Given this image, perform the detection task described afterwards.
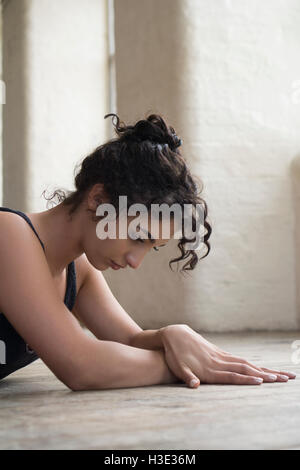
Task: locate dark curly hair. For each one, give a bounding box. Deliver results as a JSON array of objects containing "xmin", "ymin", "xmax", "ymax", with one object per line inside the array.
[{"xmin": 43, "ymin": 113, "xmax": 212, "ymax": 274}]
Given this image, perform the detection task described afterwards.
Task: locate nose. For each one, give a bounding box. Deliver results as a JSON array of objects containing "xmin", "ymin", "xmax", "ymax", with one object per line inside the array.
[{"xmin": 126, "ymin": 251, "xmax": 146, "ymax": 269}]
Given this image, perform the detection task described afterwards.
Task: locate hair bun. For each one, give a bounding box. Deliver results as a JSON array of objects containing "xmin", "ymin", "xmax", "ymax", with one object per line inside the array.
[
  {"xmin": 104, "ymin": 113, "xmax": 183, "ymax": 151},
  {"xmin": 167, "ymin": 127, "xmax": 183, "ymax": 150}
]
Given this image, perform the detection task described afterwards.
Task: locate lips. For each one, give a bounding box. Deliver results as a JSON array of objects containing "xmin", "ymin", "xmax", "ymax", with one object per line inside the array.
[{"xmin": 110, "ymin": 260, "xmax": 123, "ymax": 270}]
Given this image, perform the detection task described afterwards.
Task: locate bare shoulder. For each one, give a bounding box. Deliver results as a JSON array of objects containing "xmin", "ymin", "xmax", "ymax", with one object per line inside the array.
[
  {"xmin": 0, "ymin": 210, "xmax": 93, "ymax": 389},
  {"xmin": 0, "ymin": 211, "xmax": 89, "ymax": 293},
  {"xmin": 0, "ymin": 210, "xmax": 45, "ymax": 255},
  {"xmin": 0, "ymin": 209, "xmax": 32, "ymax": 231}
]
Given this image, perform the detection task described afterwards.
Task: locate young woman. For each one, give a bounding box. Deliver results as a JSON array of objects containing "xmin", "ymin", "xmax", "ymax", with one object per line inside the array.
[{"xmin": 0, "ymin": 113, "xmax": 295, "ymax": 390}]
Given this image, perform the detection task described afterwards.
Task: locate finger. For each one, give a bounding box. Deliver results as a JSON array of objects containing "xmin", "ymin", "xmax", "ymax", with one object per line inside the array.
[
  {"xmin": 209, "ymin": 370, "xmax": 263, "ymax": 385},
  {"xmin": 220, "ymin": 354, "xmax": 274, "ymax": 375},
  {"xmin": 220, "ymin": 354, "xmax": 262, "ymax": 368},
  {"xmin": 180, "ymin": 364, "xmax": 200, "ymax": 389},
  {"xmin": 220, "ymin": 355, "xmax": 296, "ymax": 381},
  {"xmin": 218, "ymin": 361, "xmax": 281, "ymax": 382},
  {"xmin": 260, "ymin": 367, "xmax": 296, "ymax": 380}
]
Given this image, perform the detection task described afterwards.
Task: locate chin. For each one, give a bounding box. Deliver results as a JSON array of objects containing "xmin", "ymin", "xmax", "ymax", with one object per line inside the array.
[{"xmin": 98, "ymin": 261, "xmax": 109, "ymax": 270}]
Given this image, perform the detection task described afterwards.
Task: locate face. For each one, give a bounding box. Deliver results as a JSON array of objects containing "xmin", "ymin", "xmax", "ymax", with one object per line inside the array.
[{"xmin": 82, "ymin": 184, "xmax": 175, "ymax": 271}]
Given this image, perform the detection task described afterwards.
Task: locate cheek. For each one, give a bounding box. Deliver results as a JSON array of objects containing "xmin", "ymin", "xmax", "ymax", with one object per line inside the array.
[
  {"xmin": 83, "ymin": 242, "xmax": 103, "ymax": 269},
  {"xmin": 82, "ymin": 232, "xmax": 106, "ymax": 265},
  {"xmin": 92, "ymin": 239, "xmax": 123, "ymax": 264},
  {"xmin": 84, "ymin": 225, "xmax": 129, "ymax": 263}
]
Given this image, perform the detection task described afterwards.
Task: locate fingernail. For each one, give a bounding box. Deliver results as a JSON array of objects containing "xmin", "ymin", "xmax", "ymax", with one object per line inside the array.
[
  {"xmin": 279, "ymin": 375, "xmax": 289, "ymax": 381},
  {"xmin": 190, "ymin": 378, "xmax": 198, "ymax": 388},
  {"xmin": 289, "ymin": 372, "xmax": 297, "ymax": 378},
  {"xmin": 266, "ymin": 374, "xmax": 277, "ymax": 381},
  {"xmin": 253, "ymin": 377, "xmax": 263, "ymax": 384}
]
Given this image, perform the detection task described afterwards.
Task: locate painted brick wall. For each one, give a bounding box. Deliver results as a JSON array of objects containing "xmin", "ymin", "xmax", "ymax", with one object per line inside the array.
[{"xmin": 110, "ymin": 0, "xmax": 300, "ymax": 331}]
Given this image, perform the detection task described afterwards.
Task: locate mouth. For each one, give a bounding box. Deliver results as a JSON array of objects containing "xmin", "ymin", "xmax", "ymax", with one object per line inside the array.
[{"xmin": 110, "ymin": 260, "xmax": 125, "ymax": 270}]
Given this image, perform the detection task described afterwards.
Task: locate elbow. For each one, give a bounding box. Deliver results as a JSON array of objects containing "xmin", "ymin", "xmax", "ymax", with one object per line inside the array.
[
  {"xmin": 63, "ymin": 364, "xmax": 107, "ymax": 392},
  {"xmin": 66, "ymin": 376, "xmax": 87, "ymax": 392},
  {"xmin": 60, "ymin": 365, "xmax": 94, "ymax": 392},
  {"xmin": 65, "ymin": 370, "xmax": 93, "ymax": 392}
]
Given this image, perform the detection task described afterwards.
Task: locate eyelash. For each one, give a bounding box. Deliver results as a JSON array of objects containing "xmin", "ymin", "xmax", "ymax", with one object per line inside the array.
[{"xmin": 137, "ymin": 238, "xmax": 160, "ymax": 252}]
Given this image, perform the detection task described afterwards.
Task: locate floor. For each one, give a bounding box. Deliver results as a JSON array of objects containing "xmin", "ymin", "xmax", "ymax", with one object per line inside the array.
[{"xmin": 0, "ymin": 331, "xmax": 300, "ymax": 450}]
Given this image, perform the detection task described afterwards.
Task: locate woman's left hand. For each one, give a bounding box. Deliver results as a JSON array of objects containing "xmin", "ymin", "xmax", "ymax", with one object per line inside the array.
[{"xmin": 160, "ymin": 324, "xmax": 296, "ymax": 388}]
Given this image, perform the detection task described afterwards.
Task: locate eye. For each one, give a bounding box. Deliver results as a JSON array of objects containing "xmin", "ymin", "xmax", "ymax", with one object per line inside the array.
[{"xmin": 136, "ymin": 238, "xmax": 159, "ymax": 252}]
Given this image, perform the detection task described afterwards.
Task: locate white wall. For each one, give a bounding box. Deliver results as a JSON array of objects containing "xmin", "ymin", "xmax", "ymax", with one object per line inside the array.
[
  {"xmin": 2, "ymin": 0, "xmax": 109, "ymax": 211},
  {"xmin": 2, "ymin": 0, "xmax": 300, "ymax": 332},
  {"xmin": 110, "ymin": 0, "xmax": 300, "ymax": 331}
]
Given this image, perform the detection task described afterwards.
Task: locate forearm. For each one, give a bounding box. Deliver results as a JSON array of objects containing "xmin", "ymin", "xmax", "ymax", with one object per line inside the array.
[
  {"xmin": 73, "ymin": 335, "xmax": 179, "ymax": 391},
  {"xmin": 129, "ymin": 328, "xmax": 166, "ymax": 350}
]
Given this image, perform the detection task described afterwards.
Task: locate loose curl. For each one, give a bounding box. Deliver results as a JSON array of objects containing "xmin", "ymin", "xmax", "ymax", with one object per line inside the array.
[{"xmin": 43, "ymin": 113, "xmax": 212, "ymax": 274}]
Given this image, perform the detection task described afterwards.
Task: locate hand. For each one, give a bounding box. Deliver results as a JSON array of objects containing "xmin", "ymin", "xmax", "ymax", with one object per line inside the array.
[{"xmin": 160, "ymin": 324, "xmax": 297, "ymax": 388}]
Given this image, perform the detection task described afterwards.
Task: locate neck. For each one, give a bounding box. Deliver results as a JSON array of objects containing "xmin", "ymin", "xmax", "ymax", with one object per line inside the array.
[{"xmin": 25, "ymin": 203, "xmax": 85, "ymax": 277}]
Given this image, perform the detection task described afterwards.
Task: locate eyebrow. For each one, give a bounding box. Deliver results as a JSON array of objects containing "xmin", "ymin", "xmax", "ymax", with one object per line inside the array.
[{"xmin": 139, "ymin": 227, "xmax": 166, "ymax": 247}]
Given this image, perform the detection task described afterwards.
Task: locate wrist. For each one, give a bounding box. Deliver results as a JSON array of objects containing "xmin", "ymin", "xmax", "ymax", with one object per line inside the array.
[
  {"xmin": 159, "ymin": 324, "xmax": 183, "ymax": 348},
  {"xmin": 130, "ymin": 328, "xmax": 165, "ymax": 350},
  {"xmin": 157, "ymin": 349, "xmax": 181, "ymax": 385}
]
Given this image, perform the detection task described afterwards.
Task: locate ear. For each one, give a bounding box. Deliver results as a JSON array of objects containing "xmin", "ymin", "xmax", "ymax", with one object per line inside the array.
[{"xmin": 87, "ymin": 183, "xmax": 108, "ymax": 211}]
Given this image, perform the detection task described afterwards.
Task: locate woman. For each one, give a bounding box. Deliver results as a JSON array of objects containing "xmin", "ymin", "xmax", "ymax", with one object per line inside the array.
[{"xmin": 0, "ymin": 113, "xmax": 295, "ymax": 390}]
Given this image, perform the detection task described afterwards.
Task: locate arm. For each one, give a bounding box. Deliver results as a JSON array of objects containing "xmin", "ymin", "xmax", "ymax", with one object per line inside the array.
[
  {"xmin": 72, "ymin": 338, "xmax": 178, "ymax": 390},
  {"xmin": 129, "ymin": 329, "xmax": 165, "ymax": 350},
  {"xmin": 71, "ymin": 256, "xmax": 166, "ymax": 350},
  {"xmin": 0, "ymin": 215, "xmax": 177, "ymax": 390},
  {"xmin": 72, "ymin": 256, "xmax": 169, "ymax": 351}
]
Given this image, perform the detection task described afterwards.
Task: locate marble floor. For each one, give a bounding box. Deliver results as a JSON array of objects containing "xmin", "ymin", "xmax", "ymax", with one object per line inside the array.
[{"xmin": 0, "ymin": 331, "xmax": 299, "ymax": 450}]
